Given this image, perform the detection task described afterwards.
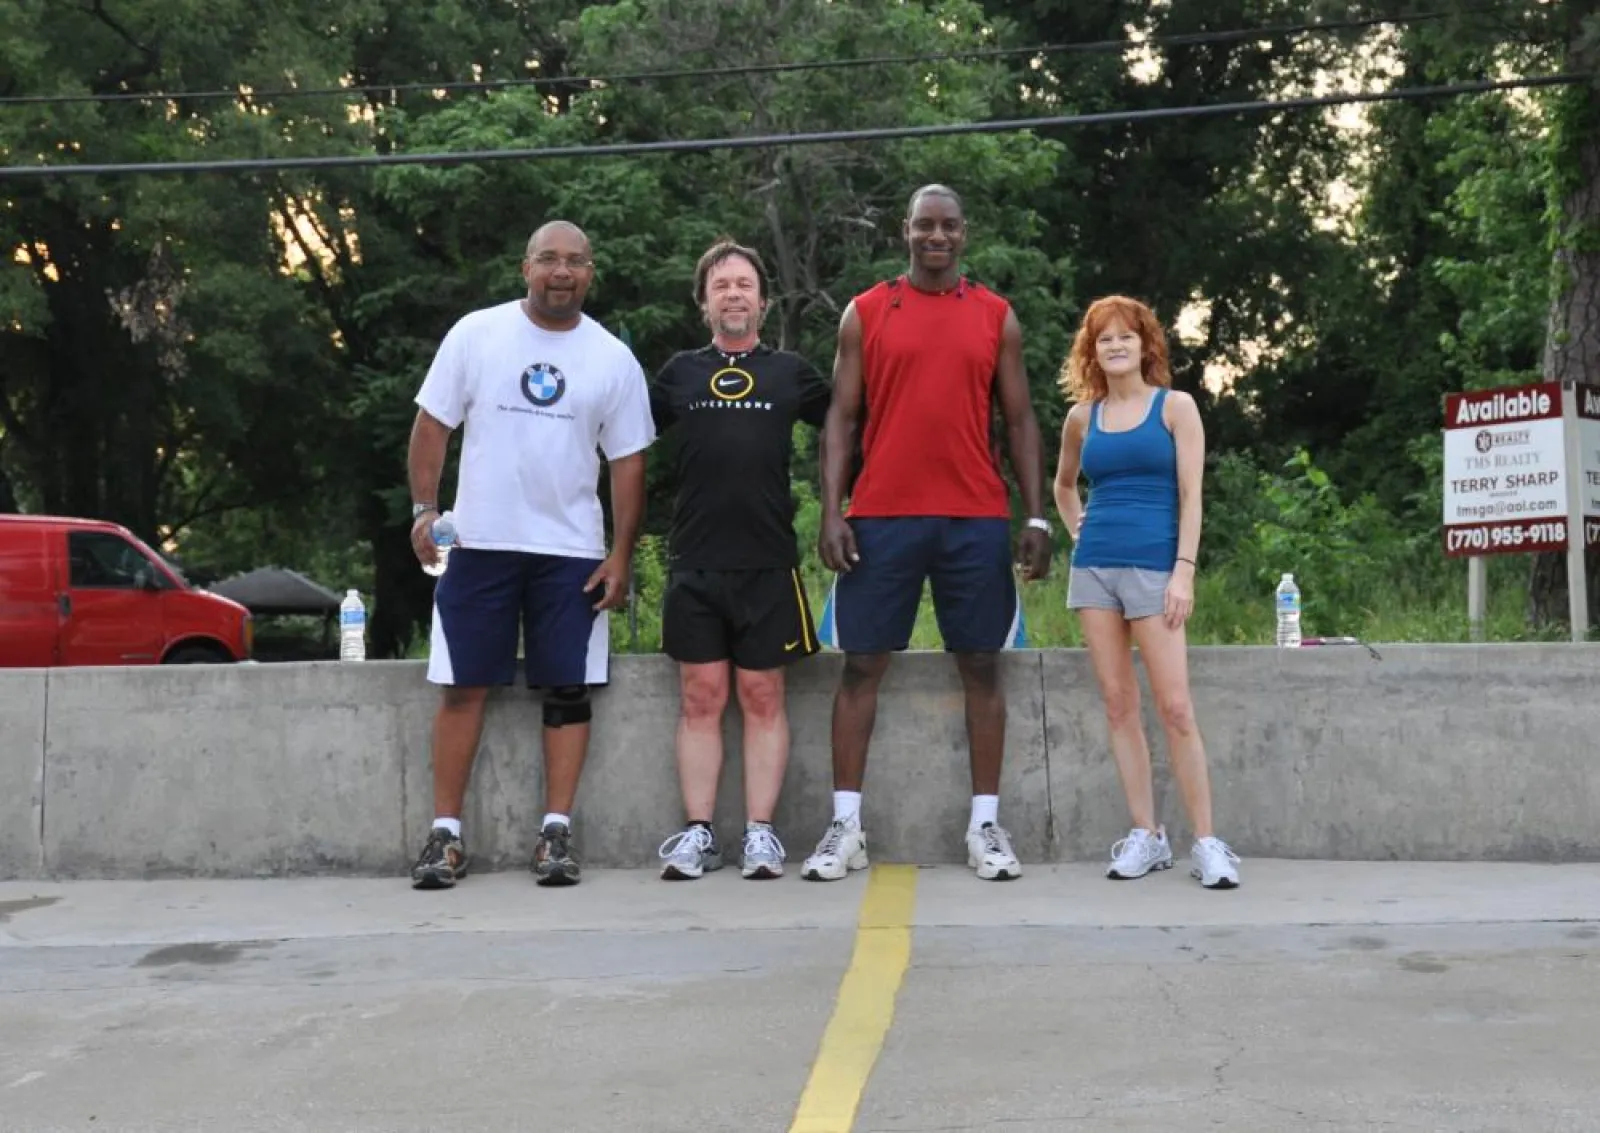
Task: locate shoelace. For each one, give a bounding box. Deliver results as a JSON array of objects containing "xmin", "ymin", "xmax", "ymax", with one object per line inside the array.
[
  {"xmin": 1111, "ymin": 829, "xmax": 1157, "ymax": 862},
  {"xmin": 658, "ymin": 826, "xmax": 716, "ymax": 860},
  {"xmin": 1113, "ymin": 825, "xmax": 1164, "ymax": 864},
  {"xmin": 543, "ymin": 826, "xmax": 571, "ymax": 859},
  {"xmin": 744, "ymin": 827, "xmax": 786, "ymax": 861},
  {"xmin": 1195, "ymin": 837, "xmax": 1240, "ymax": 865},
  {"xmin": 977, "ymin": 825, "xmax": 1011, "ymax": 856},
  {"xmin": 814, "ymin": 821, "xmax": 852, "ymax": 857},
  {"xmin": 416, "ymin": 832, "xmax": 454, "ymax": 870}
]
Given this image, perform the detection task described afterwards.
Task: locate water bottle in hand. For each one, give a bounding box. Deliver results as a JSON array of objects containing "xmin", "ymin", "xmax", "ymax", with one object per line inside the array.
[
  {"xmin": 340, "ymin": 588, "xmax": 367, "ymax": 661},
  {"xmin": 424, "ymin": 511, "xmax": 457, "ymax": 578},
  {"xmin": 1275, "ymin": 573, "xmax": 1302, "ymax": 649}
]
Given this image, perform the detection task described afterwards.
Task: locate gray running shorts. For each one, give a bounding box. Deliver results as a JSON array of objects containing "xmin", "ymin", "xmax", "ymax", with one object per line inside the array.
[{"xmin": 1066, "ymin": 566, "xmax": 1171, "ymax": 620}]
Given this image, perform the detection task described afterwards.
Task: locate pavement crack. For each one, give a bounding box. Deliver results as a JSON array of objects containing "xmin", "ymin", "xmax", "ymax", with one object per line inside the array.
[
  {"xmin": 1145, "ymin": 962, "xmax": 1188, "ymax": 1027},
  {"xmin": 1233, "ymin": 1091, "xmax": 1405, "ymax": 1129},
  {"xmin": 1210, "ymin": 1040, "xmax": 1244, "ymax": 1095},
  {"xmin": 1037, "ymin": 651, "xmax": 1056, "ymax": 850}
]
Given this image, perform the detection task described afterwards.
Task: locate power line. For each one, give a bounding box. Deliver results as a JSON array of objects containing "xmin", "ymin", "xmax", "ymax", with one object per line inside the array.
[
  {"xmin": 0, "ymin": 7, "xmax": 1513, "ymax": 108},
  {"xmin": 0, "ymin": 73, "xmax": 1576, "ymax": 181}
]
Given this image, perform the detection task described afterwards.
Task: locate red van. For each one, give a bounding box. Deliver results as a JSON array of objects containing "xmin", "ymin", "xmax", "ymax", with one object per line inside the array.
[{"xmin": 0, "ymin": 515, "xmax": 252, "ymax": 667}]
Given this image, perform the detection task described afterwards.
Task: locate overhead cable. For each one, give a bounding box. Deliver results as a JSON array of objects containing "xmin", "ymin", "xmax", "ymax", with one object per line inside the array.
[
  {"xmin": 0, "ymin": 7, "xmax": 1515, "ymax": 108},
  {"xmin": 0, "ymin": 72, "xmax": 1576, "ymax": 181}
]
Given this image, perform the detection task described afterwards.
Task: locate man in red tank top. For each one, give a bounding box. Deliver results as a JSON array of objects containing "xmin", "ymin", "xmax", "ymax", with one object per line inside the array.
[{"xmin": 805, "ymin": 185, "xmax": 1053, "ymax": 883}]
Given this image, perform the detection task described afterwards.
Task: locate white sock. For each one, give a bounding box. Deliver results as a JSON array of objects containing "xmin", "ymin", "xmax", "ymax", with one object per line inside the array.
[
  {"xmin": 832, "ymin": 791, "xmax": 862, "ymax": 825},
  {"xmin": 432, "ymin": 816, "xmax": 461, "ymax": 838},
  {"xmin": 542, "ymin": 812, "xmax": 570, "ymax": 830},
  {"xmin": 969, "ymin": 795, "xmax": 999, "ymax": 831}
]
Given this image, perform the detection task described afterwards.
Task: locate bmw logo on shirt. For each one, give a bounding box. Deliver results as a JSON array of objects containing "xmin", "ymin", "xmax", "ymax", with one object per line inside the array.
[{"xmin": 521, "ymin": 362, "xmax": 567, "ymax": 408}]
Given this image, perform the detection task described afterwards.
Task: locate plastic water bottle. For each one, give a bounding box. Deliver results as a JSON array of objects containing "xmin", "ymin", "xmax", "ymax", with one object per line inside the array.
[
  {"xmin": 423, "ymin": 511, "xmax": 456, "ymax": 578},
  {"xmin": 1275, "ymin": 573, "xmax": 1302, "ymax": 649},
  {"xmin": 340, "ymin": 588, "xmax": 367, "ymax": 661}
]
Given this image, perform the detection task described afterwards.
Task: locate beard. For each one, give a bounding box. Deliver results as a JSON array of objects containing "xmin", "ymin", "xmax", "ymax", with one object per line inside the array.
[{"xmin": 712, "ymin": 310, "xmax": 759, "ymax": 338}]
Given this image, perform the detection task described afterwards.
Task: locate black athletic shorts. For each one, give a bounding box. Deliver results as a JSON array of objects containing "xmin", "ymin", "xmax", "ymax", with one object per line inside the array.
[{"xmin": 661, "ymin": 567, "xmax": 820, "ymax": 670}]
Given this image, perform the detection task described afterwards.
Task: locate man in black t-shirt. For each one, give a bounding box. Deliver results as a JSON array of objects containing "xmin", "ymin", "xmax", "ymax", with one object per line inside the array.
[{"xmin": 649, "ymin": 238, "xmax": 831, "ymax": 882}]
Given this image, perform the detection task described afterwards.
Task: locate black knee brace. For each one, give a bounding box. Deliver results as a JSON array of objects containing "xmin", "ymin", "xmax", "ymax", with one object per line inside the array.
[{"xmin": 543, "ymin": 684, "xmax": 592, "ymax": 727}]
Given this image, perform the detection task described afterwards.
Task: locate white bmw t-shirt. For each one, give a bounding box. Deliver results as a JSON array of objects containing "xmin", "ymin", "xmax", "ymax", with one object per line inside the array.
[{"xmin": 415, "ymin": 301, "xmax": 656, "ymax": 559}]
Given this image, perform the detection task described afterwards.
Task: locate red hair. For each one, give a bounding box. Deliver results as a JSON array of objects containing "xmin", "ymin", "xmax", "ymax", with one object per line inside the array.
[{"xmin": 1059, "ymin": 295, "xmax": 1172, "ymax": 403}]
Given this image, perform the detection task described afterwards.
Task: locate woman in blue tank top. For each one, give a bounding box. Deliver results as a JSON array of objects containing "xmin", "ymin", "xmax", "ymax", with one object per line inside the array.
[{"xmin": 1051, "ymin": 296, "xmax": 1241, "ymax": 890}]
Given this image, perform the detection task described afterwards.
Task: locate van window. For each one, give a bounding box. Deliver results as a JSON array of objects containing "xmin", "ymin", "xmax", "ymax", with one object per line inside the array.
[{"xmin": 68, "ymin": 531, "xmax": 157, "ymax": 589}]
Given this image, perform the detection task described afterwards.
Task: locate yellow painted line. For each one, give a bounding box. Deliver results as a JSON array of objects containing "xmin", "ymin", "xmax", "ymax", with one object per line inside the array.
[{"xmin": 790, "ymin": 865, "xmax": 918, "ymax": 1133}]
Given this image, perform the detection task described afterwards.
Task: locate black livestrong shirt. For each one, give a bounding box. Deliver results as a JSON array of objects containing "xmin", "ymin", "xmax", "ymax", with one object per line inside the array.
[{"xmin": 650, "ymin": 345, "xmax": 831, "ymax": 570}]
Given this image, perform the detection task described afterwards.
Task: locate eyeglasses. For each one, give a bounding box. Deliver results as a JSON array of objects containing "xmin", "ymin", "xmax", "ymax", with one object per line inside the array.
[{"xmin": 529, "ymin": 252, "xmax": 594, "ymax": 270}]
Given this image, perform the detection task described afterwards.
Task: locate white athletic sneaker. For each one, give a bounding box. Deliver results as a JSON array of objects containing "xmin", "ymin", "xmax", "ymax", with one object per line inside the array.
[
  {"xmin": 966, "ymin": 822, "xmax": 1022, "ymax": 881},
  {"xmin": 1106, "ymin": 826, "xmax": 1174, "ymax": 880},
  {"xmin": 658, "ymin": 824, "xmax": 722, "ymax": 881},
  {"xmin": 801, "ymin": 819, "xmax": 869, "ymax": 882},
  {"xmin": 1190, "ymin": 836, "xmax": 1241, "ymax": 889},
  {"xmin": 741, "ymin": 825, "xmax": 786, "ymax": 880}
]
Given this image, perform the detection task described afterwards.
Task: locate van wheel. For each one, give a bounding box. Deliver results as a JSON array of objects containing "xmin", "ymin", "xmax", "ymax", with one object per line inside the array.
[{"xmin": 164, "ymin": 646, "xmax": 229, "ymax": 665}]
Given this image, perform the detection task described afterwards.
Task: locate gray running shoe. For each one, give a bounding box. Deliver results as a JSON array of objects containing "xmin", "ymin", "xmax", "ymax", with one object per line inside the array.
[
  {"xmin": 740, "ymin": 824, "xmax": 786, "ymax": 880},
  {"xmin": 658, "ymin": 824, "xmax": 723, "ymax": 880}
]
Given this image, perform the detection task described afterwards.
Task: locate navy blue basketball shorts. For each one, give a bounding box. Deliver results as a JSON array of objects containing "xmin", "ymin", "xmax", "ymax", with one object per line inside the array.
[
  {"xmin": 818, "ymin": 517, "xmax": 1026, "ymax": 654},
  {"xmin": 427, "ymin": 548, "xmax": 608, "ymax": 688}
]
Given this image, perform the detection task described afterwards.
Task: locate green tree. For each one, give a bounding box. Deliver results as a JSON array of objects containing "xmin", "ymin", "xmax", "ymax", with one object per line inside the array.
[
  {"xmin": 1529, "ymin": 1, "xmax": 1600, "ymax": 630},
  {"xmin": 1, "ymin": 0, "xmax": 595, "ymax": 655},
  {"xmin": 563, "ymin": 0, "xmax": 1069, "ymax": 385},
  {"xmin": 365, "ymin": 0, "xmax": 1075, "ymax": 619},
  {"xmin": 0, "ymin": 0, "xmax": 393, "ymax": 544}
]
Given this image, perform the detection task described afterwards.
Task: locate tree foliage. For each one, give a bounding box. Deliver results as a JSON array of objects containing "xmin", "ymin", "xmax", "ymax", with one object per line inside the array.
[{"xmin": 2, "ymin": 0, "xmax": 1595, "ymax": 650}]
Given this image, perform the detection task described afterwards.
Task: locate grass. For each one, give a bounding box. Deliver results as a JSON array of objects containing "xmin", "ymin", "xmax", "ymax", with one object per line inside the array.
[
  {"xmin": 378, "ymin": 490, "xmax": 1579, "ymax": 659},
  {"xmin": 605, "ymin": 546, "xmax": 1574, "ymax": 655},
  {"xmin": 391, "ymin": 558, "xmax": 1567, "ymax": 661},
  {"xmin": 323, "ymin": 444, "xmax": 1594, "ymax": 659},
  {"xmin": 383, "ymin": 543, "xmax": 1574, "ymax": 661}
]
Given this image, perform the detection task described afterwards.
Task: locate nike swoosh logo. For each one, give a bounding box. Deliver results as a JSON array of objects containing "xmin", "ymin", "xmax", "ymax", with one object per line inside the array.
[
  {"xmin": 784, "ymin": 640, "xmax": 799, "ymax": 651},
  {"xmin": 718, "ymin": 378, "xmax": 744, "ymax": 389}
]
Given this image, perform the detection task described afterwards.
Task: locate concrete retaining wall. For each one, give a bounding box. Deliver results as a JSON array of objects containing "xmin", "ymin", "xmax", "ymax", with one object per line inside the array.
[{"xmin": 1, "ymin": 646, "xmax": 1596, "ymax": 879}]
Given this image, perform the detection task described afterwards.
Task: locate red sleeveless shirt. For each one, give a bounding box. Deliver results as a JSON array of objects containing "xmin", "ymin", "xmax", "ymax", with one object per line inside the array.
[{"xmin": 847, "ymin": 276, "xmax": 1011, "ymax": 518}]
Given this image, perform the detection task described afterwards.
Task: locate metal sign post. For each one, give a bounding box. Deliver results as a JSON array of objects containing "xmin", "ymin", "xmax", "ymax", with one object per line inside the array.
[
  {"xmin": 1560, "ymin": 384, "xmax": 1589, "ymax": 642},
  {"xmin": 1571, "ymin": 382, "xmax": 1600, "ymax": 641}
]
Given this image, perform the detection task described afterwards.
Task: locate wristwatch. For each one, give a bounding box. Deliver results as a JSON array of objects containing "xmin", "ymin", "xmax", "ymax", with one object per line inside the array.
[
  {"xmin": 412, "ymin": 502, "xmax": 438, "ymax": 521},
  {"xmin": 1025, "ymin": 517, "xmax": 1052, "ymax": 535}
]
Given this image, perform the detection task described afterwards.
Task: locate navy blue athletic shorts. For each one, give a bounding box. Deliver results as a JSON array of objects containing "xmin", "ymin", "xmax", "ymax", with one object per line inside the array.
[
  {"xmin": 817, "ymin": 517, "xmax": 1025, "ymax": 654},
  {"xmin": 427, "ymin": 548, "xmax": 609, "ymax": 688}
]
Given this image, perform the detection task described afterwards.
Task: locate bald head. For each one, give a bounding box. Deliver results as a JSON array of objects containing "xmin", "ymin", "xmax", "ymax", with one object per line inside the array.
[{"xmin": 526, "ymin": 221, "xmax": 589, "ymax": 257}]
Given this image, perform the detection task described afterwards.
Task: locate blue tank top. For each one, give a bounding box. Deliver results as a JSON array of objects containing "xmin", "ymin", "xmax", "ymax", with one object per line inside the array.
[{"xmin": 1072, "ymin": 387, "xmax": 1179, "ymax": 571}]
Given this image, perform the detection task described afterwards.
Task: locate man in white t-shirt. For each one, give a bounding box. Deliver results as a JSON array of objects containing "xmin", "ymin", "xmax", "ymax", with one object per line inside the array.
[{"xmin": 405, "ymin": 220, "xmax": 656, "ymax": 890}]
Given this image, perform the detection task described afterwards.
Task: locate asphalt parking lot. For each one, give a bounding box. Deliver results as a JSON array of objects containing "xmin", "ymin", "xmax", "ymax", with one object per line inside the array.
[{"xmin": 5, "ymin": 861, "xmax": 1600, "ymax": 1132}]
